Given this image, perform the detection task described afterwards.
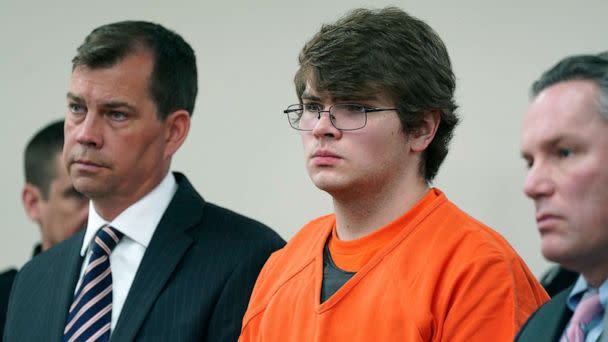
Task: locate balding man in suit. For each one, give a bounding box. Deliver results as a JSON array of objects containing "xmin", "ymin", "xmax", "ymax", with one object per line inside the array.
[{"xmin": 517, "ymin": 51, "xmax": 608, "ymax": 341}]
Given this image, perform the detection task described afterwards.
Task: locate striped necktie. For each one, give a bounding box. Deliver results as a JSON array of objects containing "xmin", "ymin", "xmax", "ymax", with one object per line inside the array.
[
  {"xmin": 562, "ymin": 291, "xmax": 603, "ymax": 342},
  {"xmin": 64, "ymin": 225, "xmax": 123, "ymax": 342}
]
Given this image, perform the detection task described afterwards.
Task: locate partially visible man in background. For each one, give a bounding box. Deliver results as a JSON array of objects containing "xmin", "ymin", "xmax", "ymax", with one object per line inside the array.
[
  {"xmin": 517, "ymin": 51, "xmax": 608, "ymax": 341},
  {"xmin": 21, "ymin": 120, "xmax": 89, "ymax": 253},
  {"xmin": 0, "ymin": 119, "xmax": 88, "ymax": 338}
]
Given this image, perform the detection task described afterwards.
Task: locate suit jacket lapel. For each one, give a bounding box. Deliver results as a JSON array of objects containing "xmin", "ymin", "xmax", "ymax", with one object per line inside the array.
[
  {"xmin": 547, "ymin": 303, "xmax": 572, "ymax": 341},
  {"xmin": 110, "ymin": 174, "xmax": 202, "ymax": 341},
  {"xmin": 48, "ymin": 231, "xmax": 86, "ymax": 339}
]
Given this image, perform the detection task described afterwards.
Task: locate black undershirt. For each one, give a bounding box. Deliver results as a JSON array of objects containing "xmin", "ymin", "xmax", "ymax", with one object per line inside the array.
[{"xmin": 321, "ymin": 240, "xmax": 356, "ymax": 303}]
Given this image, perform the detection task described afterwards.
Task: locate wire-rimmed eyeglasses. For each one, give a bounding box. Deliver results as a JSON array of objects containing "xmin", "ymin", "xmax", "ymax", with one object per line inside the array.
[{"xmin": 283, "ymin": 103, "xmax": 398, "ymax": 131}]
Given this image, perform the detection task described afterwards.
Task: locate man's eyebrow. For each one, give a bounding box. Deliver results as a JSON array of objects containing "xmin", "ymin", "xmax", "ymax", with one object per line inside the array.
[
  {"xmin": 301, "ymin": 92, "xmax": 322, "ymax": 101},
  {"xmin": 67, "ymin": 92, "xmax": 84, "ymax": 103},
  {"xmin": 332, "ymin": 95, "xmax": 378, "ymax": 102},
  {"xmin": 301, "ymin": 92, "xmax": 378, "ymax": 103},
  {"xmin": 521, "ymin": 136, "xmax": 571, "ymax": 159},
  {"xmin": 66, "ymin": 93, "xmax": 137, "ymax": 112},
  {"xmin": 101, "ymin": 101, "xmax": 137, "ymax": 112},
  {"xmin": 541, "ymin": 136, "xmax": 568, "ymax": 149}
]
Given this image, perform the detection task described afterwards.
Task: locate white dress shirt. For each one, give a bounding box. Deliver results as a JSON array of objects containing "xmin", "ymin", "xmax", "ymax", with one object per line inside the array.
[{"xmin": 75, "ymin": 172, "xmax": 178, "ymax": 330}]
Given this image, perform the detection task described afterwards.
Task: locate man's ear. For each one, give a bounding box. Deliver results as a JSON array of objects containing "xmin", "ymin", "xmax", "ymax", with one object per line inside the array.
[
  {"xmin": 410, "ymin": 110, "xmax": 441, "ymax": 152},
  {"xmin": 162, "ymin": 110, "xmax": 191, "ymax": 159},
  {"xmin": 22, "ymin": 183, "xmax": 43, "ymax": 225}
]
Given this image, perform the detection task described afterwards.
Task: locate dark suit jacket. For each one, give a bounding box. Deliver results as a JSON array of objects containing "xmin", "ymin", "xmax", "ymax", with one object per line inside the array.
[
  {"xmin": 600, "ymin": 309, "xmax": 608, "ymax": 342},
  {"xmin": 540, "ymin": 265, "xmax": 579, "ymax": 297},
  {"xmin": 4, "ymin": 173, "xmax": 285, "ymax": 341},
  {"xmin": 0, "ymin": 268, "xmax": 17, "ymax": 340},
  {"xmin": 1, "ymin": 245, "xmax": 40, "ymax": 341},
  {"xmin": 515, "ymin": 286, "xmax": 573, "ymax": 341}
]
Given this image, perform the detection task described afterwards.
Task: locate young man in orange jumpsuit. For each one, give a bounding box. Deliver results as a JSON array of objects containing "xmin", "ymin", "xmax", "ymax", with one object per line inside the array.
[{"xmin": 240, "ymin": 7, "xmax": 548, "ymax": 341}]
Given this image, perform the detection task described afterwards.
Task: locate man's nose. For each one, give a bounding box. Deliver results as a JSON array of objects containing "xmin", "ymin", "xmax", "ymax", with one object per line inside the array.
[
  {"xmin": 311, "ymin": 110, "xmax": 342, "ymax": 139},
  {"xmin": 523, "ymin": 160, "xmax": 555, "ymax": 199},
  {"xmin": 75, "ymin": 113, "xmax": 103, "ymax": 148}
]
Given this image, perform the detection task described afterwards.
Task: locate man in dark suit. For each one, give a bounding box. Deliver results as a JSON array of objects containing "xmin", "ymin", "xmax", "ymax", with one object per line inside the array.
[
  {"xmin": 4, "ymin": 21, "xmax": 285, "ymax": 342},
  {"xmin": 1, "ymin": 120, "xmax": 89, "ymax": 338},
  {"xmin": 517, "ymin": 51, "xmax": 608, "ymax": 341}
]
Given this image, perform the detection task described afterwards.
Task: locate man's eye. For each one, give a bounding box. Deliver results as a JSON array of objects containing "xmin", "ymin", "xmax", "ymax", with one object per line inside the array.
[
  {"xmin": 557, "ymin": 148, "xmax": 572, "ymax": 158},
  {"xmin": 342, "ymin": 104, "xmax": 367, "ymax": 113},
  {"xmin": 303, "ymin": 103, "xmax": 322, "ymax": 112},
  {"xmin": 68, "ymin": 103, "xmax": 86, "ymax": 114},
  {"xmin": 109, "ymin": 111, "xmax": 127, "ymax": 121}
]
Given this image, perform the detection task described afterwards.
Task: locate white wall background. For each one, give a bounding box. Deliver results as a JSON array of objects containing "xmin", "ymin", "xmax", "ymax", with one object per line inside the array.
[{"xmin": 1, "ymin": 0, "xmax": 606, "ymax": 277}]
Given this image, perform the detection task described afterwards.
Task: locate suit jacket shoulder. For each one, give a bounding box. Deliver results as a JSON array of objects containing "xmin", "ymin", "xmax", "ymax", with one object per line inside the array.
[
  {"xmin": 110, "ymin": 172, "xmax": 285, "ymax": 341},
  {"xmin": 516, "ymin": 286, "xmax": 573, "ymax": 342}
]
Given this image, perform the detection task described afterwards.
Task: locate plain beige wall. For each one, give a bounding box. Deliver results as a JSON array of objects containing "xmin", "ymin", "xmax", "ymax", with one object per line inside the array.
[{"xmin": 1, "ymin": 0, "xmax": 606, "ymax": 277}]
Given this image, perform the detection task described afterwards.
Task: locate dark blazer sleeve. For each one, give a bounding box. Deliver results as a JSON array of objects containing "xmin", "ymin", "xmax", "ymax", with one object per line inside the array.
[
  {"xmin": 600, "ymin": 311, "xmax": 608, "ymax": 342},
  {"xmin": 206, "ymin": 234, "xmax": 284, "ymax": 341}
]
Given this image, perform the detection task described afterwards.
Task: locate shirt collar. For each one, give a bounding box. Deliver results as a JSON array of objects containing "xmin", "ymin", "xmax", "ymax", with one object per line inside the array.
[
  {"xmin": 566, "ymin": 274, "xmax": 608, "ymax": 311},
  {"xmin": 80, "ymin": 172, "xmax": 178, "ymax": 256}
]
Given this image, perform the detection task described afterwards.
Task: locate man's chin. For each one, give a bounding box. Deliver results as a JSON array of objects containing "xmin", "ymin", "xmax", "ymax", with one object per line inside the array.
[
  {"xmin": 73, "ymin": 182, "xmax": 108, "ymax": 200},
  {"xmin": 312, "ymin": 180, "xmax": 352, "ymax": 198},
  {"xmin": 541, "ymin": 242, "xmax": 578, "ymax": 269}
]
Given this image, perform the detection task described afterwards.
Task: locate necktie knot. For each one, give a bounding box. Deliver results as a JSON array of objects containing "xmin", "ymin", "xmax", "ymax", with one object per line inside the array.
[
  {"xmin": 92, "ymin": 225, "xmax": 124, "ymax": 257},
  {"xmin": 572, "ymin": 292, "xmax": 602, "ymax": 324},
  {"xmin": 562, "ymin": 291, "xmax": 604, "ymax": 342}
]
